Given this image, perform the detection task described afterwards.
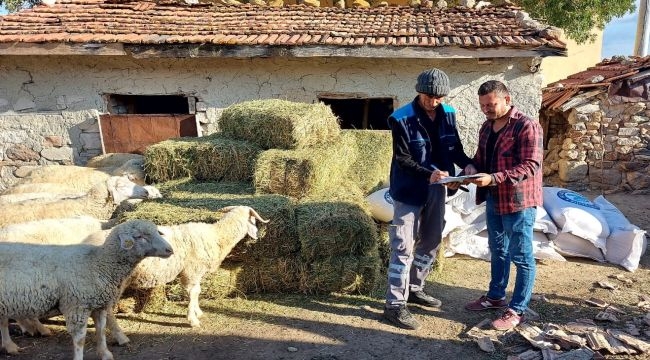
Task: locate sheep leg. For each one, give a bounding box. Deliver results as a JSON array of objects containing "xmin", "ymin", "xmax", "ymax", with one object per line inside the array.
[
  {"xmin": 106, "ymin": 308, "xmax": 130, "ymax": 346},
  {"xmin": 183, "ymin": 277, "xmax": 204, "ymax": 327},
  {"xmin": 32, "ymin": 319, "xmax": 52, "ymax": 336},
  {"xmin": 91, "ymin": 309, "xmax": 114, "ymax": 360},
  {"xmin": 65, "ymin": 309, "xmax": 91, "ymax": 360},
  {"xmin": 0, "ymin": 317, "xmax": 20, "ymax": 354},
  {"xmin": 17, "ymin": 318, "xmax": 52, "ymax": 337}
]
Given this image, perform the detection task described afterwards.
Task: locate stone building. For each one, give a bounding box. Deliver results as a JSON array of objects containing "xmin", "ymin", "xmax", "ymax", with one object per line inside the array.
[
  {"xmin": 541, "ymin": 56, "xmax": 650, "ymax": 193},
  {"xmin": 0, "ymin": 0, "xmax": 566, "ymax": 190}
]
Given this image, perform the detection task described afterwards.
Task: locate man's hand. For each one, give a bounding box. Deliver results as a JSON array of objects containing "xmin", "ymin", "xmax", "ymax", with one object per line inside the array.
[
  {"xmin": 429, "ymin": 169, "xmax": 449, "ymax": 184},
  {"xmin": 467, "ymin": 173, "xmax": 493, "ymax": 187}
]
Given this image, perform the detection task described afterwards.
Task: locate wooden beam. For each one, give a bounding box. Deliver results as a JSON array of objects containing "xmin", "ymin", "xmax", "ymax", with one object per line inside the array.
[
  {"xmin": 0, "ymin": 41, "xmax": 566, "ymax": 59},
  {"xmin": 125, "ymin": 43, "xmax": 566, "ymax": 59},
  {"xmin": 0, "ymin": 42, "xmax": 126, "ymax": 56}
]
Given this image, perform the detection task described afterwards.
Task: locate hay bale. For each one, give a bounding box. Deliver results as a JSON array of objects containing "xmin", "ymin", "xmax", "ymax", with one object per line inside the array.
[
  {"xmin": 220, "ymin": 99, "xmax": 341, "ymax": 150},
  {"xmin": 228, "ymin": 257, "xmax": 304, "ymax": 294},
  {"xmin": 342, "ymin": 130, "xmax": 392, "ymax": 194},
  {"xmin": 253, "ymin": 134, "xmax": 357, "ymax": 199},
  {"xmin": 143, "ymin": 134, "xmax": 261, "ymax": 183},
  {"xmin": 296, "ymin": 196, "xmax": 379, "ymax": 262},
  {"xmin": 300, "ymin": 253, "xmax": 381, "ymax": 295},
  {"xmin": 119, "ymin": 180, "xmax": 298, "ymax": 259}
]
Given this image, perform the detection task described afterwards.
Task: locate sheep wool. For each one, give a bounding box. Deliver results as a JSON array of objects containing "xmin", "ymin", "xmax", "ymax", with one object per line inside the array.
[
  {"xmin": 0, "ymin": 219, "xmax": 173, "ymax": 360},
  {"xmin": 0, "ymin": 216, "xmax": 106, "ymax": 245},
  {"xmin": 0, "ymin": 176, "xmax": 161, "ymax": 227}
]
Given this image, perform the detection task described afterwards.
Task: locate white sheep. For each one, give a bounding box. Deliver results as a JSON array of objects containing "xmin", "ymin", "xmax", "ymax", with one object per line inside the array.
[
  {"xmin": 0, "ymin": 219, "xmax": 174, "ymax": 360},
  {"xmin": 0, "ymin": 191, "xmax": 86, "ymax": 204},
  {"xmin": 4, "ymin": 162, "xmax": 146, "ymax": 197},
  {"xmin": 0, "ymin": 175, "xmax": 161, "ymax": 227},
  {"xmin": 128, "ymin": 205, "xmax": 269, "ymax": 328},
  {"xmin": 12, "ymin": 206, "xmax": 269, "ymax": 346},
  {"xmin": 86, "ymin": 153, "xmax": 144, "ymax": 169},
  {"xmin": 0, "ymin": 216, "xmax": 110, "ymax": 245}
]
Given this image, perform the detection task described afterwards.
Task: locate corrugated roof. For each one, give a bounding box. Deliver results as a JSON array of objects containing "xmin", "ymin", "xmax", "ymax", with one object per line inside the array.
[
  {"xmin": 0, "ymin": 0, "xmax": 566, "ymax": 55},
  {"xmin": 542, "ymin": 56, "xmax": 650, "ymax": 111}
]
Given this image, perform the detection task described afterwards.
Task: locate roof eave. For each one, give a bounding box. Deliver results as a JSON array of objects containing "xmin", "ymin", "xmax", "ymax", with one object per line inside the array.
[{"xmin": 0, "ymin": 42, "xmax": 568, "ymax": 58}]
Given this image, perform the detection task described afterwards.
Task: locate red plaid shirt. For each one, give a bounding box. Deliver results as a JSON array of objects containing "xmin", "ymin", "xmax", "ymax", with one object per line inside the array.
[{"xmin": 473, "ymin": 106, "xmax": 543, "ymax": 214}]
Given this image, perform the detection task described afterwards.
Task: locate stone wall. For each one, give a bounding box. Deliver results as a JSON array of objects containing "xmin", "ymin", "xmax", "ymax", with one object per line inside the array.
[{"xmin": 542, "ymin": 94, "xmax": 650, "ymax": 193}]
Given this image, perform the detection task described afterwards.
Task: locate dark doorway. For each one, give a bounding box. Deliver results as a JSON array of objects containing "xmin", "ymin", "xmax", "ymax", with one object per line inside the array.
[
  {"xmin": 319, "ymin": 97, "xmax": 394, "ymax": 130},
  {"xmin": 107, "ymin": 95, "xmax": 191, "ymax": 115}
]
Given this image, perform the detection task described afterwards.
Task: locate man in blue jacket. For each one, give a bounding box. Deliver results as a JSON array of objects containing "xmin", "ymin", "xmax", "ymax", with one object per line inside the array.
[{"xmin": 384, "ymin": 68, "xmax": 475, "ymax": 330}]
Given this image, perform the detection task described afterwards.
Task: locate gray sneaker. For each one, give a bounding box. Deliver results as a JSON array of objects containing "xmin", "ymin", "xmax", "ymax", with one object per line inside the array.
[{"xmin": 383, "ymin": 305, "xmax": 421, "ymax": 330}]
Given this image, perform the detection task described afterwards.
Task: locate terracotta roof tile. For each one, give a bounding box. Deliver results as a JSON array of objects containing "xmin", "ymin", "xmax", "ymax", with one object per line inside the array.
[
  {"xmin": 0, "ymin": 0, "xmax": 565, "ymax": 54},
  {"xmin": 542, "ymin": 55, "xmax": 650, "ymax": 109}
]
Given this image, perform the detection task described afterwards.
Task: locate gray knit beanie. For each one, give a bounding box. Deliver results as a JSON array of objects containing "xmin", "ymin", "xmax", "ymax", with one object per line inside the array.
[{"xmin": 415, "ymin": 68, "xmax": 450, "ymax": 97}]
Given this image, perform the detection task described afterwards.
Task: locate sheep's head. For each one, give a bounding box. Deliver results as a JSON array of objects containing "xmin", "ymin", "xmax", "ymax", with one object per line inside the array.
[
  {"xmin": 115, "ymin": 220, "xmax": 173, "ymax": 259},
  {"xmin": 218, "ymin": 206, "xmax": 270, "ymax": 240},
  {"xmin": 143, "ymin": 185, "xmax": 163, "ymax": 199},
  {"xmin": 106, "ymin": 175, "xmax": 150, "ymax": 205}
]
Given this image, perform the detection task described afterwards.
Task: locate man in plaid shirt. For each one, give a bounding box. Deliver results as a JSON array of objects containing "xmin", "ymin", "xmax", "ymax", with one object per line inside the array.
[{"xmin": 462, "ymin": 80, "xmax": 543, "ymax": 331}]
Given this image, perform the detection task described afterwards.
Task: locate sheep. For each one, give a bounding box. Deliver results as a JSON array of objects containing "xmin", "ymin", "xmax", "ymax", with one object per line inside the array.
[
  {"xmin": 0, "ymin": 219, "xmax": 174, "ymax": 360},
  {"xmin": 3, "ymin": 161, "xmax": 146, "ymax": 196},
  {"xmin": 0, "ymin": 175, "xmax": 161, "ymax": 227},
  {"xmin": 0, "ymin": 191, "xmax": 86, "ymax": 204},
  {"xmin": 0, "ymin": 216, "xmax": 111, "ymax": 245},
  {"xmin": 12, "ymin": 206, "xmax": 269, "ymax": 346},
  {"xmin": 86, "ymin": 153, "xmax": 144, "ymax": 169},
  {"xmin": 127, "ymin": 205, "xmax": 269, "ymax": 328}
]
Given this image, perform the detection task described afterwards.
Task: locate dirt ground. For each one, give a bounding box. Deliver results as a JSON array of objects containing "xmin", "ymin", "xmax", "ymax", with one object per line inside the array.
[{"xmin": 4, "ymin": 191, "xmax": 650, "ymax": 360}]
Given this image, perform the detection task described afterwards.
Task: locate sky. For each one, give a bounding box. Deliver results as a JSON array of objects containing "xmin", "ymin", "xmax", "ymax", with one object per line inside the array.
[
  {"xmin": 0, "ymin": 1, "xmax": 643, "ymax": 59},
  {"xmin": 601, "ymin": 0, "xmax": 641, "ymax": 59}
]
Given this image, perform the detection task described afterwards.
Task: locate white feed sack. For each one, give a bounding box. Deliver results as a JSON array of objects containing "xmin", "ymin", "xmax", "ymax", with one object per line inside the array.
[
  {"xmin": 594, "ymin": 195, "xmax": 647, "ymax": 272},
  {"xmin": 366, "ymin": 187, "xmax": 393, "ymax": 223},
  {"xmin": 542, "ymin": 187, "xmax": 609, "ymax": 255},
  {"xmin": 550, "ymin": 232, "xmax": 605, "ymax": 262},
  {"xmin": 445, "ymin": 230, "xmax": 565, "ymax": 262},
  {"xmin": 534, "ymin": 206, "xmax": 558, "ymax": 235}
]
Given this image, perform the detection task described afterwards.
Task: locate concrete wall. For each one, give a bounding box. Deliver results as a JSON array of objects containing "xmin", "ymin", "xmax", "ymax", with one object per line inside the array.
[{"xmin": 0, "ymin": 55, "xmax": 543, "ymax": 190}]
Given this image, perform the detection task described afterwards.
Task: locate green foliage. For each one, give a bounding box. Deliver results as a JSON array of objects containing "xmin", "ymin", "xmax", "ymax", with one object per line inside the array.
[
  {"xmin": 514, "ymin": 0, "xmax": 636, "ymax": 44},
  {"xmin": 2, "ymin": 0, "xmax": 37, "ymax": 13}
]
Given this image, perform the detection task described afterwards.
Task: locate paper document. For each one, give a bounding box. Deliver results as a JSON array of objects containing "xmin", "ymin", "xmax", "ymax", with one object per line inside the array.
[{"xmin": 434, "ymin": 174, "xmax": 483, "ymax": 184}]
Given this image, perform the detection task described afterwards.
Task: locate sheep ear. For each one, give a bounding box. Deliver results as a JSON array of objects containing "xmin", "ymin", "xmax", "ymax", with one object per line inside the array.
[{"xmin": 119, "ymin": 233, "xmax": 135, "ymax": 250}]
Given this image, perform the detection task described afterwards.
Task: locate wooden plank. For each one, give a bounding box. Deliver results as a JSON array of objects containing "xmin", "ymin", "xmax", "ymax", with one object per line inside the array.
[
  {"xmin": 558, "ymin": 89, "xmax": 606, "ymax": 112},
  {"xmin": 98, "ymin": 114, "xmax": 197, "ymax": 154},
  {"xmin": 125, "ymin": 43, "xmax": 566, "ymax": 59},
  {"xmin": 0, "ymin": 42, "xmax": 126, "ymax": 56}
]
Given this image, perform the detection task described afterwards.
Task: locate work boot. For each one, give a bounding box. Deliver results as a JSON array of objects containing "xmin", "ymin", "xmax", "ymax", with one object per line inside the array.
[
  {"xmin": 408, "ymin": 290, "xmax": 442, "ymax": 308},
  {"xmin": 383, "ymin": 305, "xmax": 421, "ymax": 330}
]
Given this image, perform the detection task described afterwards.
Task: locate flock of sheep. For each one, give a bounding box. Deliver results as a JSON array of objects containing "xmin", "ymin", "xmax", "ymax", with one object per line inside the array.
[{"xmin": 0, "ymin": 154, "xmax": 269, "ymax": 360}]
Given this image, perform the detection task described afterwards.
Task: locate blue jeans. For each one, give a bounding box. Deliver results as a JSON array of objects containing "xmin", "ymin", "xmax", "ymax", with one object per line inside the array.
[{"xmin": 485, "ymin": 195, "xmax": 537, "ymax": 314}]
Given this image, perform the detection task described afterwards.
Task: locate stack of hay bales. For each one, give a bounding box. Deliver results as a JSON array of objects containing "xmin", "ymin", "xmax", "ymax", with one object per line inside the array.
[{"xmin": 127, "ymin": 99, "xmax": 392, "ymax": 302}]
